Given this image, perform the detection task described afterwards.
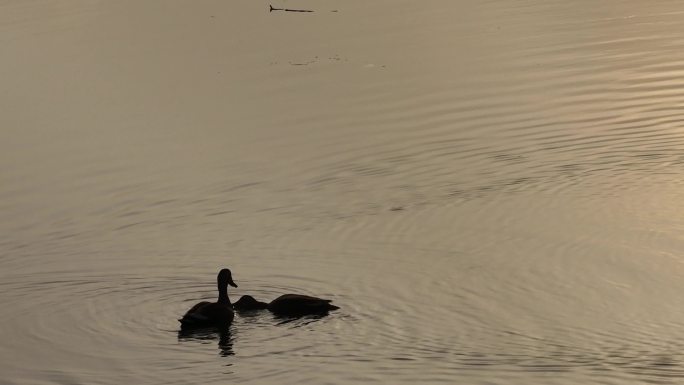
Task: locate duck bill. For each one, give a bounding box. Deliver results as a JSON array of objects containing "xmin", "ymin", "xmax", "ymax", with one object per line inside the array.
[{"xmin": 228, "ymin": 278, "xmax": 238, "ymax": 288}]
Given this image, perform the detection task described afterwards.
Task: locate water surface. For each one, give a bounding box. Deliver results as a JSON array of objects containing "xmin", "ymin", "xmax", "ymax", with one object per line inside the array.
[{"xmin": 3, "ymin": 1, "xmax": 684, "ymax": 384}]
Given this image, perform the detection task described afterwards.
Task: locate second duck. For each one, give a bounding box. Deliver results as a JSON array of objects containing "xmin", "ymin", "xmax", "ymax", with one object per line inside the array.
[{"xmin": 234, "ymin": 293, "xmax": 339, "ymax": 316}]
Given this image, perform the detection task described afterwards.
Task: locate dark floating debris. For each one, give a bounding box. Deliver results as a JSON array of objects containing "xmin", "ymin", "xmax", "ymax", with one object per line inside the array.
[
  {"xmin": 270, "ymin": 4, "xmax": 314, "ymax": 13},
  {"xmin": 289, "ymin": 56, "xmax": 318, "ymax": 66}
]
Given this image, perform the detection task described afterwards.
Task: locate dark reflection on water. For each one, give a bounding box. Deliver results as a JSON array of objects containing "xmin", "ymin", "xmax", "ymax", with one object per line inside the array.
[
  {"xmin": 178, "ymin": 326, "xmax": 235, "ymax": 357},
  {"xmin": 235, "ymin": 307, "xmax": 332, "ymax": 326},
  {"xmin": 273, "ymin": 313, "xmax": 330, "ymax": 327},
  {"xmin": 175, "ymin": 311, "xmax": 331, "ymax": 357}
]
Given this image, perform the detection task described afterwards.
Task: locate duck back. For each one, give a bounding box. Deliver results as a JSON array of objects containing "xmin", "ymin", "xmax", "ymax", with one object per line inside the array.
[{"xmin": 268, "ymin": 294, "xmax": 339, "ymax": 315}]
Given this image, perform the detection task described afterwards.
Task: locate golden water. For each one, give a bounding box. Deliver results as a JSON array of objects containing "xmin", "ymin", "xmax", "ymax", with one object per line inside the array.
[{"xmin": 3, "ymin": 1, "xmax": 684, "ymax": 384}]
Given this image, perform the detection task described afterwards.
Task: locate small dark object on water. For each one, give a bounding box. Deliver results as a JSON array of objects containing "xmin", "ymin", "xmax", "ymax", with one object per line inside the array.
[
  {"xmin": 234, "ymin": 294, "xmax": 339, "ymax": 315},
  {"xmin": 270, "ymin": 4, "xmax": 314, "ymax": 13},
  {"xmin": 390, "ymin": 206, "xmax": 404, "ymax": 211},
  {"xmin": 179, "ymin": 268, "xmax": 238, "ymax": 329}
]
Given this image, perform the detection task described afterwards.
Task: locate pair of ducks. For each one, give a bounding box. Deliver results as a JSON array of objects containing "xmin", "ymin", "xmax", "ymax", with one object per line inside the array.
[{"xmin": 179, "ymin": 268, "xmax": 339, "ymax": 328}]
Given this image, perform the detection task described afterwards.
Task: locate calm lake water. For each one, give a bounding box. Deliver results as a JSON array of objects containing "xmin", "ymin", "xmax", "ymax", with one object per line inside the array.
[{"xmin": 4, "ymin": 1, "xmax": 684, "ymax": 384}]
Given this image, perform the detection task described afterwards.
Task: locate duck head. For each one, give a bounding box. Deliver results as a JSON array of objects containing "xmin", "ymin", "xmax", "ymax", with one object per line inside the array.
[
  {"xmin": 218, "ymin": 268, "xmax": 238, "ymax": 288},
  {"xmin": 233, "ymin": 295, "xmax": 268, "ymax": 310}
]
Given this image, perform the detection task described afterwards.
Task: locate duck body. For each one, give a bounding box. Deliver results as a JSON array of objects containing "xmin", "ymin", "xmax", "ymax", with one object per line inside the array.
[
  {"xmin": 179, "ymin": 301, "xmax": 235, "ymax": 327},
  {"xmin": 179, "ymin": 268, "xmax": 238, "ymax": 329},
  {"xmin": 234, "ymin": 293, "xmax": 339, "ymax": 315},
  {"xmin": 269, "ymin": 294, "xmax": 339, "ymax": 315}
]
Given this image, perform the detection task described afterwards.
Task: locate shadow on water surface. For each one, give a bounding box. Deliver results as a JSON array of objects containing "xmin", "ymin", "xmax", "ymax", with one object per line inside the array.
[
  {"xmin": 235, "ymin": 306, "xmax": 333, "ymax": 326},
  {"xmin": 273, "ymin": 312, "xmax": 331, "ymax": 327},
  {"xmin": 177, "ymin": 326, "xmax": 235, "ymax": 357},
  {"xmin": 176, "ymin": 311, "xmax": 331, "ymax": 357}
]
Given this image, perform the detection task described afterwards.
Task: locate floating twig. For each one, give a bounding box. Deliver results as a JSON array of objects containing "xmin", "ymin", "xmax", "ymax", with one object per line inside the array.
[{"xmin": 270, "ymin": 4, "xmax": 314, "ymax": 12}]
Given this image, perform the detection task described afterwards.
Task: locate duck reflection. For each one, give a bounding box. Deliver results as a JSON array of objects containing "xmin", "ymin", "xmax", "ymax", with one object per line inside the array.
[
  {"xmin": 273, "ymin": 312, "xmax": 330, "ymax": 326},
  {"xmin": 177, "ymin": 326, "xmax": 234, "ymax": 357}
]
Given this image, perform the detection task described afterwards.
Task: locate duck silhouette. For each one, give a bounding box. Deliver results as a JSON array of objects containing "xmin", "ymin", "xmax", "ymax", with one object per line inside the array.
[
  {"xmin": 233, "ymin": 293, "xmax": 339, "ymax": 316},
  {"xmin": 179, "ymin": 268, "xmax": 238, "ymax": 329}
]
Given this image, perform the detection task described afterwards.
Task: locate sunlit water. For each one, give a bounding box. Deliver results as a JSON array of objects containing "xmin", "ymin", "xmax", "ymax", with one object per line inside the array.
[{"xmin": 3, "ymin": 1, "xmax": 684, "ymax": 384}]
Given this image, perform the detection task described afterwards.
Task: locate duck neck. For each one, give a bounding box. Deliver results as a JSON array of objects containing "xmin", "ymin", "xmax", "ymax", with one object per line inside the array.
[{"xmin": 217, "ymin": 281, "xmax": 230, "ymax": 304}]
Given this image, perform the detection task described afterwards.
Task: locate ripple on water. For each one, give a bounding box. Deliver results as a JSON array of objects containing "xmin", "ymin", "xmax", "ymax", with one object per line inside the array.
[{"xmin": 5, "ymin": 1, "xmax": 684, "ymax": 384}]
